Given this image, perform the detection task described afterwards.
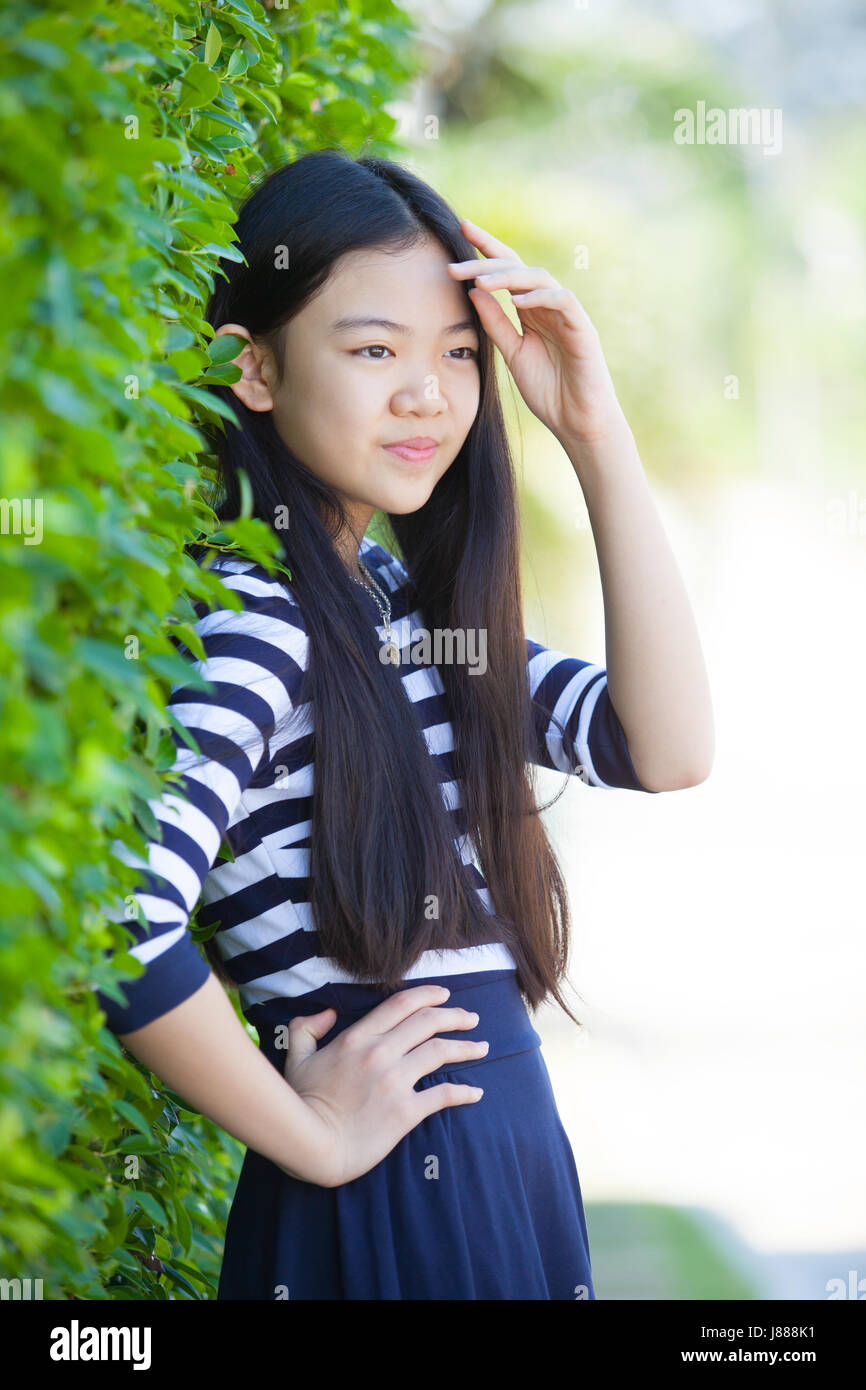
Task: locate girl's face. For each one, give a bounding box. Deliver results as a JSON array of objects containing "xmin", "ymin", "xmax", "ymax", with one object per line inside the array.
[{"xmin": 219, "ymin": 236, "xmax": 482, "ymax": 548}]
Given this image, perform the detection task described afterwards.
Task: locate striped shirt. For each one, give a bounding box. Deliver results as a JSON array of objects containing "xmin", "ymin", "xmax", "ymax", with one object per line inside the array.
[{"xmin": 95, "ymin": 536, "xmax": 655, "ymax": 1037}]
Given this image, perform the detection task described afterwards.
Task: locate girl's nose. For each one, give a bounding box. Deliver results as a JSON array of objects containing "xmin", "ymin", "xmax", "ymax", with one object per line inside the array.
[{"xmin": 392, "ymin": 381, "xmax": 449, "ymax": 414}]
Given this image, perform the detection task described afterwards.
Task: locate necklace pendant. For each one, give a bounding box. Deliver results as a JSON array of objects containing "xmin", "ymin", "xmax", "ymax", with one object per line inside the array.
[{"xmin": 383, "ymin": 640, "xmax": 400, "ymax": 665}]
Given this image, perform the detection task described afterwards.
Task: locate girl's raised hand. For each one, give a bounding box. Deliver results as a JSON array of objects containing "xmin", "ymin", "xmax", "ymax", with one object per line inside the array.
[
  {"xmin": 448, "ymin": 218, "xmax": 627, "ymax": 448},
  {"xmin": 281, "ymin": 985, "xmax": 489, "ymax": 1187}
]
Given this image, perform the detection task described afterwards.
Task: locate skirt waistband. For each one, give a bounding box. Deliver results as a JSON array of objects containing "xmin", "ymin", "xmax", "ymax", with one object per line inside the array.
[{"xmin": 262, "ymin": 969, "xmax": 542, "ymax": 1070}]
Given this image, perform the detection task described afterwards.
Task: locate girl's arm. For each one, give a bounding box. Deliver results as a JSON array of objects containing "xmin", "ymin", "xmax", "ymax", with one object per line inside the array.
[
  {"xmin": 116, "ymin": 970, "xmax": 490, "ymax": 1191},
  {"xmin": 562, "ymin": 415, "xmax": 715, "ymax": 792},
  {"xmin": 448, "ymin": 218, "xmax": 715, "ymax": 792},
  {"xmin": 115, "ymin": 972, "xmax": 327, "ymax": 1180}
]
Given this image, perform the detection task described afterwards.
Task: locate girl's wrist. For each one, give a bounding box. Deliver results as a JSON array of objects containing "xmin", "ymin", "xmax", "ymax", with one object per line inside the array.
[
  {"xmin": 272, "ymin": 1081, "xmax": 338, "ymax": 1185},
  {"xmin": 557, "ymin": 411, "xmax": 641, "ymax": 492}
]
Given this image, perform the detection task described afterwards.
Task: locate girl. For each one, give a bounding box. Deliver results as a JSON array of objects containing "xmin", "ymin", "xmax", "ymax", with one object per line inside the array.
[{"xmin": 96, "ymin": 148, "xmax": 714, "ymax": 1300}]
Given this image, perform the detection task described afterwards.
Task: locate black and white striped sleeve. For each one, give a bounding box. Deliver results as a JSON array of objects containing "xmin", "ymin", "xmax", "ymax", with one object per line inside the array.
[
  {"xmin": 526, "ymin": 637, "xmax": 658, "ymax": 792},
  {"xmin": 95, "ymin": 567, "xmax": 309, "ymax": 1034}
]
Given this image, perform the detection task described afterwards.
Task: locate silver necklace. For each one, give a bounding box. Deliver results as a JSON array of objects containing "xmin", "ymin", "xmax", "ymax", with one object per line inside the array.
[{"xmin": 349, "ymin": 561, "xmax": 400, "ymax": 666}]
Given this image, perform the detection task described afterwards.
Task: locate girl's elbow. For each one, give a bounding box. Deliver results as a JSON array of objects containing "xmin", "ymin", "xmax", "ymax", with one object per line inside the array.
[{"xmin": 638, "ymin": 755, "xmax": 714, "ymax": 792}]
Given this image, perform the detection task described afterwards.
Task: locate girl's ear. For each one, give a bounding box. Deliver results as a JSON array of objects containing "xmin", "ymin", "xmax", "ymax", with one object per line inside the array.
[{"xmin": 214, "ymin": 322, "xmax": 276, "ymax": 413}]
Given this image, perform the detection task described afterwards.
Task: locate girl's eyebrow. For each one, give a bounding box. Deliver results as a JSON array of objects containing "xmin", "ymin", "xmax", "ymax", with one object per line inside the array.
[{"xmin": 328, "ymin": 315, "xmax": 477, "ymax": 337}]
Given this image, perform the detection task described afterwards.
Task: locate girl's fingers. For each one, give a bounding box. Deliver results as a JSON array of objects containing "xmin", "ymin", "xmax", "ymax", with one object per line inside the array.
[
  {"xmin": 509, "ymin": 287, "xmax": 589, "ymax": 332},
  {"xmin": 458, "ymin": 217, "xmax": 520, "ymax": 262},
  {"xmin": 467, "ymin": 286, "xmax": 524, "ymax": 366},
  {"xmin": 474, "ymin": 265, "xmax": 559, "ymax": 295},
  {"xmin": 447, "ymin": 255, "xmax": 521, "ymax": 279},
  {"xmin": 449, "ymin": 258, "xmax": 557, "ymax": 296}
]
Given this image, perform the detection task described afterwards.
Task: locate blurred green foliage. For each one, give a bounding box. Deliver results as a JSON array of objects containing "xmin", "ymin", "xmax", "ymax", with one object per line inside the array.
[
  {"xmin": 587, "ymin": 1202, "xmax": 762, "ymax": 1300},
  {"xmin": 0, "ymin": 0, "xmax": 419, "ymax": 1299}
]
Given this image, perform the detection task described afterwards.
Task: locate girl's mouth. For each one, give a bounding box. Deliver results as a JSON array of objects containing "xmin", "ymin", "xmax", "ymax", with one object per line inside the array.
[{"xmin": 382, "ymin": 442, "xmax": 439, "ymax": 463}]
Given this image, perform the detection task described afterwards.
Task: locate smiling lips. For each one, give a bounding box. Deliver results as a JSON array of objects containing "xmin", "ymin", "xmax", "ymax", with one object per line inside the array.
[{"xmin": 383, "ymin": 436, "xmax": 440, "ymax": 462}]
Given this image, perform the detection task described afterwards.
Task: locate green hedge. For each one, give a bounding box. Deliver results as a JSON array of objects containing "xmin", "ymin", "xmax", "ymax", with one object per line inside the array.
[{"xmin": 0, "ymin": 0, "xmax": 420, "ymax": 1299}]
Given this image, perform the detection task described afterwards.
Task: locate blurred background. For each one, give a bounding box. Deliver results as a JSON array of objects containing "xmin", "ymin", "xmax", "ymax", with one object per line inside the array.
[{"xmin": 392, "ymin": 0, "xmax": 866, "ymax": 1299}]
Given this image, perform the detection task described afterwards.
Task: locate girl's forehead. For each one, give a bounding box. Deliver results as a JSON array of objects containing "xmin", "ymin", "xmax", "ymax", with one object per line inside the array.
[
  {"xmin": 302, "ymin": 244, "xmax": 473, "ymax": 332},
  {"xmin": 323, "ymin": 239, "xmax": 457, "ymax": 295}
]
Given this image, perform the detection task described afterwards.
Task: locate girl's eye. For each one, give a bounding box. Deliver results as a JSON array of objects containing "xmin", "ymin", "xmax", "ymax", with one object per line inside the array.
[{"xmin": 352, "ymin": 345, "xmax": 478, "ymax": 361}]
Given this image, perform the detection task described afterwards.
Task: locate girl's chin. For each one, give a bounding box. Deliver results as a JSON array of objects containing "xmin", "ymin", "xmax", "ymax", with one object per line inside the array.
[{"xmin": 368, "ymin": 477, "xmax": 442, "ymax": 514}]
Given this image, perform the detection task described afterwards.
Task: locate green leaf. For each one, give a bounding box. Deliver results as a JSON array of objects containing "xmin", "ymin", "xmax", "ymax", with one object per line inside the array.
[
  {"xmin": 177, "ymin": 62, "xmax": 221, "ymax": 112},
  {"xmin": 40, "ymin": 1114, "xmax": 74, "ymax": 1158},
  {"xmin": 200, "ymin": 363, "xmax": 242, "ymax": 385},
  {"xmin": 168, "ymin": 621, "xmax": 207, "ymax": 662},
  {"xmin": 170, "ymin": 1194, "xmax": 193, "ymax": 1252},
  {"xmin": 238, "ymin": 467, "xmax": 254, "ymax": 519},
  {"xmin": 204, "ymin": 24, "xmax": 223, "ymax": 68},
  {"xmin": 76, "ymin": 638, "xmax": 144, "ymax": 686},
  {"xmin": 207, "ymin": 333, "xmax": 247, "ymax": 365},
  {"xmin": 114, "ymin": 1100, "xmax": 154, "ymax": 1138},
  {"xmin": 115, "ymin": 1132, "xmax": 163, "ymax": 1155},
  {"xmin": 133, "ymin": 1191, "xmax": 168, "ymax": 1226},
  {"xmin": 164, "ymin": 324, "xmax": 196, "ymax": 353},
  {"xmin": 217, "ymin": 834, "xmax": 236, "ymax": 864},
  {"xmin": 174, "ymin": 381, "xmax": 241, "ymax": 425},
  {"xmin": 226, "ymin": 47, "xmax": 249, "ymax": 77}
]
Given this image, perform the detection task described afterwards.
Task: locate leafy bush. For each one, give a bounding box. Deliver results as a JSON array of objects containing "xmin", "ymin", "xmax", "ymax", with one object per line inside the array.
[{"xmin": 0, "ymin": 0, "xmax": 419, "ymax": 1299}]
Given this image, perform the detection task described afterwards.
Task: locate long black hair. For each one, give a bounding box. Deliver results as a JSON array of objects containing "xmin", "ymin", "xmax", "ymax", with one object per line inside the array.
[{"xmin": 200, "ymin": 147, "xmax": 582, "ymax": 1026}]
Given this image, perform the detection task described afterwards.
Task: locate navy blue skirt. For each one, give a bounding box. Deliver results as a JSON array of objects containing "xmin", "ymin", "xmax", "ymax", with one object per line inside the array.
[{"xmin": 217, "ymin": 970, "xmax": 596, "ymax": 1300}]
